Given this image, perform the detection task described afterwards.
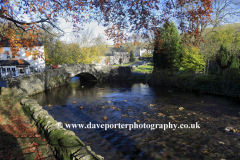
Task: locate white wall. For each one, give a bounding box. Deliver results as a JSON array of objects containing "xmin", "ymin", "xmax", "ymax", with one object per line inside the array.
[
  {"xmin": 135, "ymin": 48, "xmax": 153, "ymax": 57},
  {"xmin": 1, "ymin": 46, "xmax": 45, "ymax": 69}
]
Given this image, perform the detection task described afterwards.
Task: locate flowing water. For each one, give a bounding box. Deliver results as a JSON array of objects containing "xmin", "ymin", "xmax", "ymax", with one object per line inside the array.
[{"xmin": 30, "ymin": 77, "xmax": 240, "ymax": 160}]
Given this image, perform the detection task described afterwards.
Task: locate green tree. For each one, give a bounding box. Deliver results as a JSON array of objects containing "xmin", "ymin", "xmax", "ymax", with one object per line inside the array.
[
  {"xmin": 181, "ymin": 46, "xmax": 205, "ymax": 72},
  {"xmin": 129, "ymin": 50, "xmax": 135, "ymax": 62},
  {"xmin": 216, "ymin": 44, "xmax": 232, "ymax": 70},
  {"xmin": 153, "ymin": 22, "xmax": 183, "ymax": 71}
]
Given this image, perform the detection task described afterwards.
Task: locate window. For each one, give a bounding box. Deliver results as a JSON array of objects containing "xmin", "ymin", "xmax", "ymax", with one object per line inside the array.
[
  {"xmin": 2, "ymin": 68, "xmax": 6, "ymax": 72},
  {"xmin": 20, "ymin": 69, "xmax": 24, "ymax": 73},
  {"xmin": 12, "ymin": 68, "xmax": 15, "ymax": 71}
]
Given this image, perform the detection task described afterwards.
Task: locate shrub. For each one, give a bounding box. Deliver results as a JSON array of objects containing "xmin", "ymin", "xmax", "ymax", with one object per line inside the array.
[
  {"xmin": 222, "ymin": 68, "xmax": 240, "ymax": 82},
  {"xmin": 129, "ymin": 50, "xmax": 135, "ymax": 62},
  {"xmin": 216, "ymin": 44, "xmax": 232, "ymax": 70}
]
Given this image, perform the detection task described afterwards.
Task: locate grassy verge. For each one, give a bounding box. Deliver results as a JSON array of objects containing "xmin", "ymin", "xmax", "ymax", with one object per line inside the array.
[
  {"xmin": 113, "ymin": 60, "xmax": 141, "ymax": 66},
  {"xmin": 0, "ymin": 88, "xmax": 55, "ymax": 159},
  {"xmin": 133, "ymin": 62, "xmax": 154, "ymax": 74}
]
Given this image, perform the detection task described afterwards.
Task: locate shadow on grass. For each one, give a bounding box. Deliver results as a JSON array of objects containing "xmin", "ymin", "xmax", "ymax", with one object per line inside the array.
[
  {"xmin": 0, "ymin": 127, "xmax": 25, "ymax": 159},
  {"xmin": 0, "ymin": 90, "xmax": 46, "ymax": 159}
]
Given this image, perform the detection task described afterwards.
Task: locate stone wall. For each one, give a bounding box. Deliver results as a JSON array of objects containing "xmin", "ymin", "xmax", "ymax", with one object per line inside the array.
[
  {"xmin": 6, "ymin": 64, "xmax": 131, "ymax": 96},
  {"xmin": 1, "ymin": 87, "xmax": 104, "ymax": 160}
]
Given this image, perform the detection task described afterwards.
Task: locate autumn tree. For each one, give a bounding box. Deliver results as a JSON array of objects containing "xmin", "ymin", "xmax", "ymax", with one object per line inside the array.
[
  {"xmin": 181, "ymin": 46, "xmax": 205, "ymax": 72},
  {"xmin": 0, "ymin": 0, "xmax": 215, "ymax": 64},
  {"xmin": 72, "ymin": 28, "xmax": 107, "ymax": 64}
]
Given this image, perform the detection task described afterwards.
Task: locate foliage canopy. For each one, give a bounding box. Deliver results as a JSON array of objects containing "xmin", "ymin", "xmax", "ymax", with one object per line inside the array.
[{"xmin": 0, "ymin": 0, "xmax": 214, "ymax": 63}]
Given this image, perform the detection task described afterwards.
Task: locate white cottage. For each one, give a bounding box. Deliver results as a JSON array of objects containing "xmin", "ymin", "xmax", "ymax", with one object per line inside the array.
[
  {"xmin": 105, "ymin": 46, "xmax": 130, "ymax": 65},
  {"xmin": 0, "ymin": 60, "xmax": 30, "ymax": 78},
  {"xmin": 0, "ymin": 37, "xmax": 45, "ymax": 78},
  {"xmin": 135, "ymin": 47, "xmax": 153, "ymax": 57},
  {"xmin": 93, "ymin": 46, "xmax": 130, "ymax": 66}
]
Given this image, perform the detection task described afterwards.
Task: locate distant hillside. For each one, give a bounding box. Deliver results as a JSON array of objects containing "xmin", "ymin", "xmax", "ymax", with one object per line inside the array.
[{"xmin": 202, "ymin": 23, "xmax": 240, "ymax": 35}]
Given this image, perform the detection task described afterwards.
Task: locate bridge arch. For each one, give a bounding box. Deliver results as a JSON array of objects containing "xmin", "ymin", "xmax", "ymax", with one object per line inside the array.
[{"xmin": 74, "ymin": 72, "xmax": 97, "ymax": 82}]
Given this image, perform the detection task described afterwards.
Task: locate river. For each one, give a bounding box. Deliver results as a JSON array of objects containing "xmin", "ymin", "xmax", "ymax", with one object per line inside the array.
[{"xmin": 30, "ymin": 77, "xmax": 240, "ymax": 160}]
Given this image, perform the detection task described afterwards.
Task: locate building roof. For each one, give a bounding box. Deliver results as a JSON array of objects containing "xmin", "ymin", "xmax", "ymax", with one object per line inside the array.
[
  {"xmin": 0, "ymin": 60, "xmax": 30, "ymax": 66},
  {"xmin": 0, "ymin": 37, "xmax": 43, "ymax": 47},
  {"xmin": 110, "ymin": 47, "xmax": 128, "ymax": 53}
]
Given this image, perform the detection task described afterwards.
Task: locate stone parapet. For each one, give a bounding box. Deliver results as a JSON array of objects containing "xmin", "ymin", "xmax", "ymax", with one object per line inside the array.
[
  {"xmin": 0, "ymin": 87, "xmax": 104, "ymax": 160},
  {"xmin": 20, "ymin": 96, "xmax": 104, "ymax": 160}
]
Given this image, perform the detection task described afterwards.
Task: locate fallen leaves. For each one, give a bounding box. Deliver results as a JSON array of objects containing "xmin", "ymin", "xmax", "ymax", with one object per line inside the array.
[
  {"xmin": 72, "ymin": 101, "xmax": 77, "ymax": 104},
  {"xmin": 102, "ymin": 116, "xmax": 108, "ymax": 120},
  {"xmin": 179, "ymin": 107, "xmax": 184, "ymax": 110},
  {"xmin": 148, "ymin": 104, "xmax": 155, "ymax": 107},
  {"xmin": 158, "ymin": 113, "xmax": 165, "ymax": 117},
  {"xmin": 0, "ymin": 94, "xmax": 46, "ymax": 159}
]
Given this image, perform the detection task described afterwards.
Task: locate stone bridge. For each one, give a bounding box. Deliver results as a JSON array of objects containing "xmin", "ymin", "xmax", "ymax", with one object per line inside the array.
[{"xmin": 7, "ymin": 63, "xmax": 131, "ymax": 96}]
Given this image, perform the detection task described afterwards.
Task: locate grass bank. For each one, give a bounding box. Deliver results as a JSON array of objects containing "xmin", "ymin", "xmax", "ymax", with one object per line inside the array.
[
  {"xmin": 134, "ymin": 62, "xmax": 154, "ymax": 74},
  {"xmin": 0, "ymin": 87, "xmax": 55, "ymax": 159}
]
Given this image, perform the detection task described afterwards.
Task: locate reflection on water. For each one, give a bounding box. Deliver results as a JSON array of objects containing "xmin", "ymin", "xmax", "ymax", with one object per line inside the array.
[{"xmin": 30, "ymin": 78, "xmax": 240, "ymax": 160}]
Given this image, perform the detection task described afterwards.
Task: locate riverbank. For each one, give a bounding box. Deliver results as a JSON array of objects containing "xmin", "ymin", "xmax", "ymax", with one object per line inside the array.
[
  {"xmin": 148, "ymin": 70, "xmax": 240, "ymax": 97},
  {"xmin": 0, "ymin": 87, "xmax": 55, "ymax": 159}
]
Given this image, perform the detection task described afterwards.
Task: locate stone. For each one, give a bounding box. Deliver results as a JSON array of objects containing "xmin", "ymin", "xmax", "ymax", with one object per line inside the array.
[
  {"xmin": 29, "ymin": 104, "xmax": 42, "ymax": 112},
  {"xmin": 20, "ymin": 98, "xmax": 29, "ymax": 105},
  {"xmin": 33, "ymin": 109, "xmax": 49, "ymax": 121},
  {"xmin": 24, "ymin": 99, "xmax": 38, "ymax": 106},
  {"xmin": 59, "ymin": 135, "xmax": 85, "ymax": 148}
]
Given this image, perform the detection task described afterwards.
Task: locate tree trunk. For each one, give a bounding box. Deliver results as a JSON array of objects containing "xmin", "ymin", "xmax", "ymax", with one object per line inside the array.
[{"xmin": 206, "ymin": 59, "xmax": 209, "ymax": 75}]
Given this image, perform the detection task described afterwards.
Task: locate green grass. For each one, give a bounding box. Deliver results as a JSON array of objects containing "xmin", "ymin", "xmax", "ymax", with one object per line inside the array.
[
  {"xmin": 134, "ymin": 62, "xmax": 154, "ymax": 74},
  {"xmin": 113, "ymin": 60, "xmax": 141, "ymax": 66}
]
